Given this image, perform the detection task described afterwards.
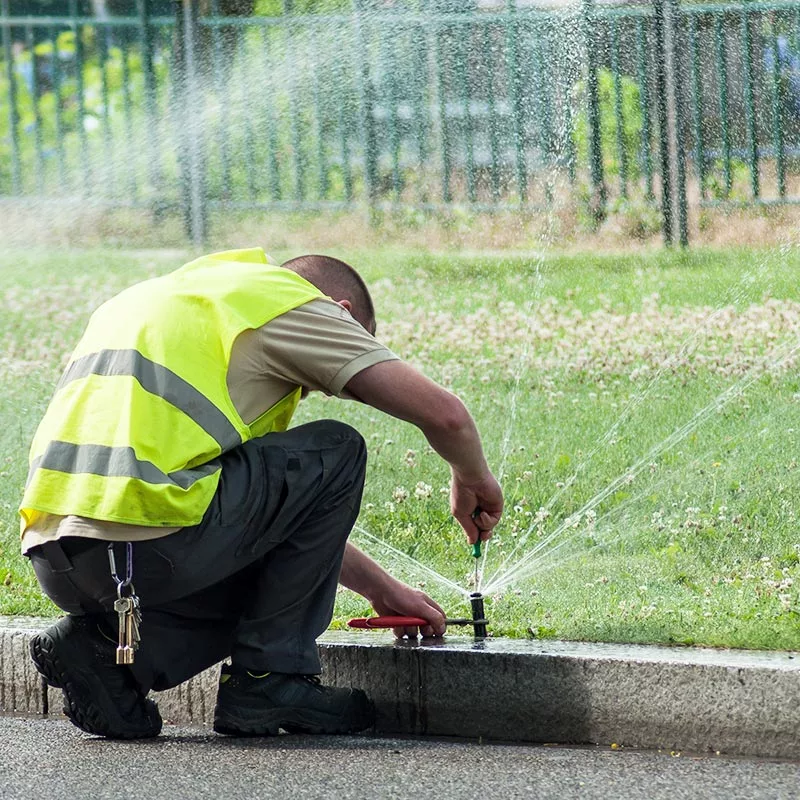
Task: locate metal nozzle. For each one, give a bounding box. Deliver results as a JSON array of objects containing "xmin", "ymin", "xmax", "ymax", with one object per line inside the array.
[{"xmin": 470, "ymin": 592, "xmax": 487, "ymax": 638}]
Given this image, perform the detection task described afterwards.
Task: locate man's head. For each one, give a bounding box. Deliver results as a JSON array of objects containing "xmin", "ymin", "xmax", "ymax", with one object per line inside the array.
[{"xmin": 281, "ymin": 255, "xmax": 376, "ymax": 336}]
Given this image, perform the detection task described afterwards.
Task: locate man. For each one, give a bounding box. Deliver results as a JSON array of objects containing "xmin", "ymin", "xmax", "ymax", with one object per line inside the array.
[{"xmin": 20, "ymin": 248, "xmax": 503, "ymax": 739}]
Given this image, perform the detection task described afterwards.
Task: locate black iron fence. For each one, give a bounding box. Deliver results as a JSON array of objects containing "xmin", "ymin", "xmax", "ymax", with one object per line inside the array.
[{"xmin": 1, "ymin": 0, "xmax": 800, "ymax": 245}]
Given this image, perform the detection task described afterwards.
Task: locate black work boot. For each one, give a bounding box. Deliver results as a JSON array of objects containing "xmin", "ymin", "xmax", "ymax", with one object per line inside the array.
[
  {"xmin": 213, "ymin": 664, "xmax": 375, "ymax": 736},
  {"xmin": 30, "ymin": 615, "xmax": 162, "ymax": 739}
]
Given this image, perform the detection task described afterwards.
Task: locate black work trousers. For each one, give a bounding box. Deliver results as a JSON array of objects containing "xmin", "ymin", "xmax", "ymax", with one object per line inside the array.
[{"xmin": 28, "ymin": 420, "xmax": 367, "ymax": 693}]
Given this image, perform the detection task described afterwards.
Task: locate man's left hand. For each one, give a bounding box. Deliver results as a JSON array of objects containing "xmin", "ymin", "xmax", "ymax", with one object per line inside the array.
[{"xmin": 369, "ymin": 581, "xmax": 447, "ymax": 639}]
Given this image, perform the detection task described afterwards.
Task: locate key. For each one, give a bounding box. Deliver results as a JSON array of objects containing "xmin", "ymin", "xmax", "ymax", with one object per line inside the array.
[
  {"xmin": 114, "ymin": 596, "xmax": 134, "ymax": 665},
  {"xmin": 124, "ymin": 609, "xmax": 135, "ymax": 664},
  {"xmin": 129, "ymin": 593, "xmax": 142, "ymax": 651}
]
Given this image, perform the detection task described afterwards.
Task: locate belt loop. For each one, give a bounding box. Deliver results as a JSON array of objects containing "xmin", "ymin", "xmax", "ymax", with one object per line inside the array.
[{"xmin": 40, "ymin": 541, "xmax": 74, "ymax": 574}]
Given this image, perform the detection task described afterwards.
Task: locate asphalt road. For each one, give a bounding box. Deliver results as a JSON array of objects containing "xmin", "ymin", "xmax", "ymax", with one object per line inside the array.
[{"xmin": 1, "ymin": 716, "xmax": 798, "ymax": 800}]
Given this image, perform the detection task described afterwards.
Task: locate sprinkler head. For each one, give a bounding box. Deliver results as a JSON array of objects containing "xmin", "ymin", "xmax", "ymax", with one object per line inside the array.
[{"xmin": 469, "ymin": 592, "xmax": 488, "ymax": 638}]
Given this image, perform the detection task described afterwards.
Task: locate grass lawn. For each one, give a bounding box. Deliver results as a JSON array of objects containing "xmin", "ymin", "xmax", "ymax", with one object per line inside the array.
[{"xmin": 1, "ymin": 245, "xmax": 799, "ymax": 651}]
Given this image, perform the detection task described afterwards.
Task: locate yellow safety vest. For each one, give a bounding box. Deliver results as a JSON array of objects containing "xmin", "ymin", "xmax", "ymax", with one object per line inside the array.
[{"xmin": 20, "ymin": 248, "xmax": 322, "ymax": 533}]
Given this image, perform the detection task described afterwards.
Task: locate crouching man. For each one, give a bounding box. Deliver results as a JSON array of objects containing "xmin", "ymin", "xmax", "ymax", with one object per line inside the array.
[{"xmin": 20, "ymin": 248, "xmax": 503, "ymax": 738}]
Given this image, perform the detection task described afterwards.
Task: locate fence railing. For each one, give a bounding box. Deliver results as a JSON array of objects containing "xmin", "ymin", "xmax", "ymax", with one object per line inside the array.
[{"xmin": 1, "ymin": 0, "xmax": 800, "ymax": 246}]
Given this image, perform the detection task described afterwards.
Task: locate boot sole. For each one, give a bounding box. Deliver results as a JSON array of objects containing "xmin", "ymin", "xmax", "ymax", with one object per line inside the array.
[
  {"xmin": 213, "ymin": 703, "xmax": 374, "ymax": 737},
  {"xmin": 30, "ymin": 629, "xmax": 162, "ymax": 740}
]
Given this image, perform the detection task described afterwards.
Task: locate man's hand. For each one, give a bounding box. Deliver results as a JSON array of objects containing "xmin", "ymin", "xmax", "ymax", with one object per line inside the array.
[
  {"xmin": 369, "ymin": 581, "xmax": 447, "ymax": 639},
  {"xmin": 340, "ymin": 544, "xmax": 447, "ymax": 638},
  {"xmin": 451, "ymin": 471, "xmax": 504, "ymax": 544}
]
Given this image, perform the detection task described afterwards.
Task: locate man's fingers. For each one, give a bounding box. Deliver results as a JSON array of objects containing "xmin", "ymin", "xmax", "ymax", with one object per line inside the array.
[
  {"xmin": 475, "ymin": 510, "xmax": 499, "ymax": 534},
  {"xmin": 457, "ymin": 510, "xmax": 500, "ymax": 543},
  {"xmin": 392, "ymin": 625, "xmax": 442, "ymax": 639},
  {"xmin": 456, "ymin": 510, "xmax": 481, "ymax": 543},
  {"xmin": 426, "ymin": 596, "xmax": 447, "ymax": 619}
]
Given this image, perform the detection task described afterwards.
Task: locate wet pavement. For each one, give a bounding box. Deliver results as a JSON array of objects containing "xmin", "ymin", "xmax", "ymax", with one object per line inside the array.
[{"xmin": 1, "ymin": 715, "xmax": 798, "ymax": 800}]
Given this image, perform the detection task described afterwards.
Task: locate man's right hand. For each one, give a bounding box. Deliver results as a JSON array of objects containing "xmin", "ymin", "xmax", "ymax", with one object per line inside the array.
[{"xmin": 451, "ymin": 471, "xmax": 504, "ymax": 544}]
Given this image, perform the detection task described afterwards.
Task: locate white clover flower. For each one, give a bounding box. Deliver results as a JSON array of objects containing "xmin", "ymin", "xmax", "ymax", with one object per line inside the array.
[
  {"xmin": 414, "ymin": 482, "xmax": 433, "ymax": 499},
  {"xmin": 392, "ymin": 487, "xmax": 409, "ymax": 503}
]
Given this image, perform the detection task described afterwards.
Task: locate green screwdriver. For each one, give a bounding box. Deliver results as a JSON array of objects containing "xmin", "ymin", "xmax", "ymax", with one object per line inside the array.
[
  {"xmin": 471, "ymin": 541, "xmax": 481, "ymax": 587},
  {"xmin": 471, "ymin": 508, "xmax": 483, "ymax": 586}
]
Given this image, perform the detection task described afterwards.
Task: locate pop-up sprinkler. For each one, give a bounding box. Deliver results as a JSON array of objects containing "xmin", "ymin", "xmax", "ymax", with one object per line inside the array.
[{"xmin": 469, "ymin": 592, "xmax": 488, "ymax": 638}]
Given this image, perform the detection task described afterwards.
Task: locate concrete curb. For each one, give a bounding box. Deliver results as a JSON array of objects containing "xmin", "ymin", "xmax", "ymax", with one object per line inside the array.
[{"xmin": 2, "ymin": 616, "xmax": 798, "ymax": 758}]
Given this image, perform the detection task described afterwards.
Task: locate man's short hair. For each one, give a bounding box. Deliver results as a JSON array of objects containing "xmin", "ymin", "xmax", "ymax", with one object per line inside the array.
[{"xmin": 281, "ymin": 254, "xmax": 376, "ymax": 335}]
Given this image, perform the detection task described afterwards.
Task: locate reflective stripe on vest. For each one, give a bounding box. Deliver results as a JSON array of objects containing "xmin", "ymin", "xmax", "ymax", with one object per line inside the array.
[
  {"xmin": 27, "ymin": 442, "xmax": 219, "ymax": 491},
  {"xmin": 57, "ymin": 349, "xmax": 242, "ymax": 451}
]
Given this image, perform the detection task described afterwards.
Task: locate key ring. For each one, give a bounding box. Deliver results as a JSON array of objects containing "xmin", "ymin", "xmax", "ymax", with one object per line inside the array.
[
  {"xmin": 107, "ymin": 542, "xmax": 134, "ymax": 597},
  {"xmin": 116, "ymin": 580, "xmax": 136, "ymax": 601}
]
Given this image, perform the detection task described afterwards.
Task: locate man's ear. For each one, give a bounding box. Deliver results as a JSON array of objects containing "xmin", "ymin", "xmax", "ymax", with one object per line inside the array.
[{"xmin": 337, "ymin": 299, "xmax": 353, "ymax": 314}]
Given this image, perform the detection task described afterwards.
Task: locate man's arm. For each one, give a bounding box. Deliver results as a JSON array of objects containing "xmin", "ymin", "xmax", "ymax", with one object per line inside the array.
[{"xmin": 344, "ymin": 359, "xmax": 504, "ymax": 542}]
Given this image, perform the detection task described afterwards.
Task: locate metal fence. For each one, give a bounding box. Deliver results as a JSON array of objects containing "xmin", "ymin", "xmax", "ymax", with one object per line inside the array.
[{"xmin": 1, "ymin": 0, "xmax": 800, "ymax": 245}]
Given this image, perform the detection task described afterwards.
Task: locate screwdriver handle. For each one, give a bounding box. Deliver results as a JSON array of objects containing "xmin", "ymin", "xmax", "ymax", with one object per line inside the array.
[
  {"xmin": 348, "ymin": 616, "xmax": 427, "ymax": 629},
  {"xmin": 471, "ymin": 541, "xmax": 481, "ymax": 559},
  {"xmin": 348, "ymin": 616, "xmax": 486, "ymax": 629}
]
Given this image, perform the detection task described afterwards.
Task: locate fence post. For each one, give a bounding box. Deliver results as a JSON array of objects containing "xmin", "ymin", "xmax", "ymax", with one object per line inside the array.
[
  {"xmin": 688, "ymin": 15, "xmax": 706, "ymax": 201},
  {"xmin": 175, "ymin": 0, "xmax": 207, "ymax": 246},
  {"xmin": 741, "ymin": 8, "xmax": 760, "ymax": 200},
  {"xmin": 636, "ymin": 17, "xmax": 654, "ymax": 201},
  {"xmin": 653, "ymin": 0, "xmax": 673, "ymax": 246},
  {"xmin": 1, "ymin": 0, "xmax": 22, "ymax": 194},
  {"xmin": 352, "ymin": 0, "xmax": 378, "ymax": 211},
  {"xmin": 769, "ymin": 14, "xmax": 787, "ymax": 199},
  {"xmin": 137, "ymin": 0, "xmax": 162, "ymax": 202},
  {"xmin": 669, "ymin": 0, "xmax": 688, "ymax": 247},
  {"xmin": 582, "ymin": 0, "xmax": 606, "ymax": 222},
  {"xmin": 69, "ymin": 0, "xmax": 91, "ymax": 194},
  {"xmin": 506, "ymin": 0, "xmax": 528, "ymax": 204}
]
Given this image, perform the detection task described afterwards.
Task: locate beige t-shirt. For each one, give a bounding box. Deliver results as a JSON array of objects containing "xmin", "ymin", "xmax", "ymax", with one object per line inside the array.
[{"xmin": 21, "ymin": 297, "xmax": 398, "ymax": 553}]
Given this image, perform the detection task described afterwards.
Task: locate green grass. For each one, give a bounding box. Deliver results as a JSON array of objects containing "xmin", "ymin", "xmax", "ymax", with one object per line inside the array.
[{"xmin": 2, "ymin": 245, "xmax": 800, "ymax": 651}]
